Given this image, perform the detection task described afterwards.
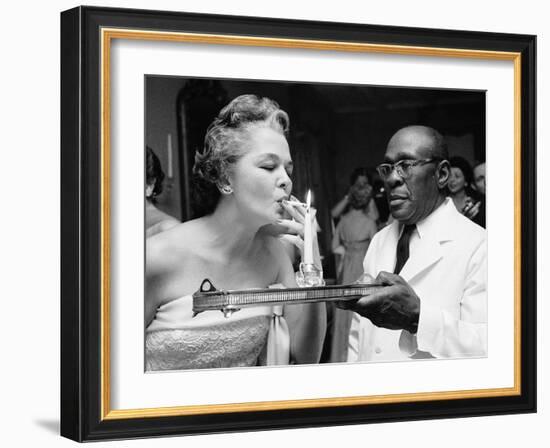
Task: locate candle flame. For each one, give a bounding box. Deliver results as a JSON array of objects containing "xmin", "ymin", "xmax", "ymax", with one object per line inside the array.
[{"xmin": 306, "ymin": 190, "xmax": 311, "ymax": 210}]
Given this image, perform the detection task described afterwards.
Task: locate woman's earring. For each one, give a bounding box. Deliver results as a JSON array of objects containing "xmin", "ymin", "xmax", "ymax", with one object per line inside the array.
[{"xmin": 221, "ymin": 185, "xmax": 233, "ymax": 195}]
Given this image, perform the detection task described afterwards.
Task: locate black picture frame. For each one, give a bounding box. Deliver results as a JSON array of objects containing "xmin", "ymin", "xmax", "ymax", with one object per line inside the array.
[{"xmin": 61, "ymin": 5, "xmax": 536, "ymax": 442}]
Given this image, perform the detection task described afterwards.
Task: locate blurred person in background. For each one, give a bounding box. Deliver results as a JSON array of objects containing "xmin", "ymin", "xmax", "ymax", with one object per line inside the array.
[
  {"xmin": 323, "ymin": 168, "xmax": 378, "ymax": 363},
  {"xmin": 471, "ymin": 161, "xmax": 486, "ymax": 228},
  {"xmin": 145, "ymin": 146, "xmax": 179, "ymax": 238},
  {"xmin": 448, "ymin": 156, "xmax": 483, "ymax": 227},
  {"xmin": 331, "ymin": 167, "xmax": 379, "ymax": 225}
]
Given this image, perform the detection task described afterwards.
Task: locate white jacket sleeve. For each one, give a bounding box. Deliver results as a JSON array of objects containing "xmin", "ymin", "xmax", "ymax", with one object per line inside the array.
[{"xmin": 416, "ymin": 239, "xmax": 487, "ymax": 357}]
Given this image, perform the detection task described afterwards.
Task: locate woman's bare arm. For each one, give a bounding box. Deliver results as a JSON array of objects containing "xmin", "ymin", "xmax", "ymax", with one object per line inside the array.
[
  {"xmin": 332, "ymin": 221, "xmax": 343, "ymax": 252},
  {"xmin": 330, "ymin": 194, "xmax": 349, "ymax": 219},
  {"xmin": 144, "ymin": 236, "xmax": 178, "ymax": 328}
]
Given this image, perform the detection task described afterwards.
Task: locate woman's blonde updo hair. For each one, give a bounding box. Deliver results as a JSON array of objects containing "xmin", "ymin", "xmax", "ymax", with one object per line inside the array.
[{"xmin": 192, "ymin": 94, "xmax": 290, "ymax": 217}]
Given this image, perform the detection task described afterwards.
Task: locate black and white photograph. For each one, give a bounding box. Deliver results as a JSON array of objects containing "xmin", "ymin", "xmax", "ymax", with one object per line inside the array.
[{"xmin": 144, "ymin": 76, "xmax": 487, "ymax": 371}]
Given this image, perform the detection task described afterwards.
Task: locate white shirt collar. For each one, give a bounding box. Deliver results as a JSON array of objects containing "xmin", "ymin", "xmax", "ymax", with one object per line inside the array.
[{"xmin": 398, "ymin": 197, "xmax": 456, "ymax": 241}]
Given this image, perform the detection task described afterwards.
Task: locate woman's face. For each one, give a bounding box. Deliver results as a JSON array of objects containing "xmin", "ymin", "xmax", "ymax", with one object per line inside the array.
[
  {"xmin": 228, "ymin": 126, "xmax": 293, "ymax": 226},
  {"xmin": 353, "ymin": 175, "xmax": 369, "ymax": 188},
  {"xmin": 349, "ymin": 174, "xmax": 372, "ymax": 209},
  {"xmin": 448, "ymin": 167, "xmax": 467, "ymax": 194}
]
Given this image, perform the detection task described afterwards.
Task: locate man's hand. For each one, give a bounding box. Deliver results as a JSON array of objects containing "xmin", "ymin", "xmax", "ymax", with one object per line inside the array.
[{"xmin": 337, "ymin": 271, "xmax": 420, "ymax": 334}]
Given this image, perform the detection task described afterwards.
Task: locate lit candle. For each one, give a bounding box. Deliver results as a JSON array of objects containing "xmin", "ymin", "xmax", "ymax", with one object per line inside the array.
[
  {"xmin": 167, "ymin": 133, "xmax": 173, "ymax": 178},
  {"xmin": 303, "ymin": 190, "xmax": 313, "ymax": 264}
]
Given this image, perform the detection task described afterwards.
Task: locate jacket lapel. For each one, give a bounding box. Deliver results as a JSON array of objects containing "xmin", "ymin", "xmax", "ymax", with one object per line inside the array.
[
  {"xmin": 399, "ymin": 198, "xmax": 457, "ymax": 282},
  {"xmin": 399, "ymin": 232, "xmax": 443, "ymax": 282}
]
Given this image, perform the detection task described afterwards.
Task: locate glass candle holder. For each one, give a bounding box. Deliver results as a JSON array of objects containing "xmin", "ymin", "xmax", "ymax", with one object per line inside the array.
[{"xmin": 296, "ymin": 262, "xmax": 325, "ymax": 287}]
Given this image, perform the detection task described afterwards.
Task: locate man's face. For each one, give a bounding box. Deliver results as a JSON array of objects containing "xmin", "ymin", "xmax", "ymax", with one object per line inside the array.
[
  {"xmin": 383, "ymin": 128, "xmax": 447, "ymax": 225},
  {"xmin": 473, "ymin": 163, "xmax": 486, "ymax": 195}
]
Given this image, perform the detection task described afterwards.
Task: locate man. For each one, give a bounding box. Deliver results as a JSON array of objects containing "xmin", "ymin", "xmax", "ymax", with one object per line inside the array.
[
  {"xmin": 473, "ymin": 162, "xmax": 486, "ymax": 195},
  {"xmin": 470, "ymin": 161, "xmax": 486, "ymax": 228},
  {"xmin": 342, "ymin": 125, "xmax": 487, "ymax": 361}
]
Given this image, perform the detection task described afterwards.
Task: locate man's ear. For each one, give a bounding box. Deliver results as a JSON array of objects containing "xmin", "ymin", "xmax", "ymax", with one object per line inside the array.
[{"xmin": 436, "ymin": 160, "xmax": 450, "ymax": 190}]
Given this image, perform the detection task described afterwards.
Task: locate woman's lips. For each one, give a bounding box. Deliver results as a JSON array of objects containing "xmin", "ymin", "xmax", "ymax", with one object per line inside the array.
[{"xmin": 275, "ymin": 200, "xmax": 285, "ymax": 213}]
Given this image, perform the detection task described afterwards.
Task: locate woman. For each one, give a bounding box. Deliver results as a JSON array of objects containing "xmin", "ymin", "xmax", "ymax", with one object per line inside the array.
[
  {"xmin": 145, "ymin": 146, "xmax": 179, "ymax": 238},
  {"xmin": 145, "ymin": 95, "xmax": 326, "ymax": 371},
  {"xmin": 324, "ymin": 169, "xmax": 377, "ymax": 363},
  {"xmin": 448, "ymin": 156, "xmax": 481, "ymax": 223},
  {"xmin": 332, "ymin": 171, "xmax": 378, "ymax": 285},
  {"xmin": 330, "ymin": 168, "xmax": 379, "ymax": 225}
]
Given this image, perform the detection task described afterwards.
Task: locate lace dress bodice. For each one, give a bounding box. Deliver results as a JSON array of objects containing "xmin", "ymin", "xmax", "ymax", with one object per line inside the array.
[{"xmin": 145, "ymin": 294, "xmax": 280, "ymax": 371}]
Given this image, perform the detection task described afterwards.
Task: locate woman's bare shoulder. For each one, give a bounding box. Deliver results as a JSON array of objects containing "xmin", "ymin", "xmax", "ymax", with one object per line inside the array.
[{"xmin": 146, "ymin": 219, "xmax": 206, "ymax": 272}]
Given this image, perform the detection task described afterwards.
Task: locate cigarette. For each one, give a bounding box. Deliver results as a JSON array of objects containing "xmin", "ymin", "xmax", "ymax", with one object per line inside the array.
[{"xmin": 284, "ymin": 200, "xmax": 307, "ymax": 207}]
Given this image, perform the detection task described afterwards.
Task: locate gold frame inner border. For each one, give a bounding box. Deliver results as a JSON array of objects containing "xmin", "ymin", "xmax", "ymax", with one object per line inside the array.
[{"xmin": 100, "ymin": 27, "xmax": 522, "ymax": 420}]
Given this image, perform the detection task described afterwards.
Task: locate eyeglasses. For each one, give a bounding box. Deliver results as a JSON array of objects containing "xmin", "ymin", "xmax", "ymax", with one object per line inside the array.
[{"xmin": 376, "ymin": 158, "xmax": 440, "ymax": 180}]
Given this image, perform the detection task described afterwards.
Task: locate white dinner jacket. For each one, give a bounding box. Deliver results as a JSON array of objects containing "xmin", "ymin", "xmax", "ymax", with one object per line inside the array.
[{"xmin": 348, "ymin": 198, "xmax": 487, "ymax": 361}]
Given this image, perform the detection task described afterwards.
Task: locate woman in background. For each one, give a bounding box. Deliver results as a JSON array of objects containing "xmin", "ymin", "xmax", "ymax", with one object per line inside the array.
[
  {"xmin": 331, "ymin": 170, "xmax": 378, "ymax": 285},
  {"xmin": 330, "ymin": 167, "xmax": 379, "ymax": 225},
  {"xmin": 145, "ymin": 146, "xmax": 179, "ymax": 238},
  {"xmin": 471, "ymin": 161, "xmax": 486, "ymax": 228},
  {"xmin": 448, "ymin": 156, "xmax": 482, "ymax": 225},
  {"xmin": 323, "ymin": 169, "xmax": 378, "ymax": 363},
  {"xmin": 145, "ymin": 95, "xmax": 326, "ymax": 371}
]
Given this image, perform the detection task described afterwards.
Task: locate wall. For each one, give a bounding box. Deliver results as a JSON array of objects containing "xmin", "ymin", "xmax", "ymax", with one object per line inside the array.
[
  {"xmin": 2, "ymin": 1, "xmax": 546, "ymax": 447},
  {"xmin": 145, "ymin": 76, "xmax": 185, "ymax": 220}
]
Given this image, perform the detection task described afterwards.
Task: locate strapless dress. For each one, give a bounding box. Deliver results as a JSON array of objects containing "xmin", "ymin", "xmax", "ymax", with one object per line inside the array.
[{"xmin": 146, "ymin": 289, "xmax": 289, "ymax": 371}]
